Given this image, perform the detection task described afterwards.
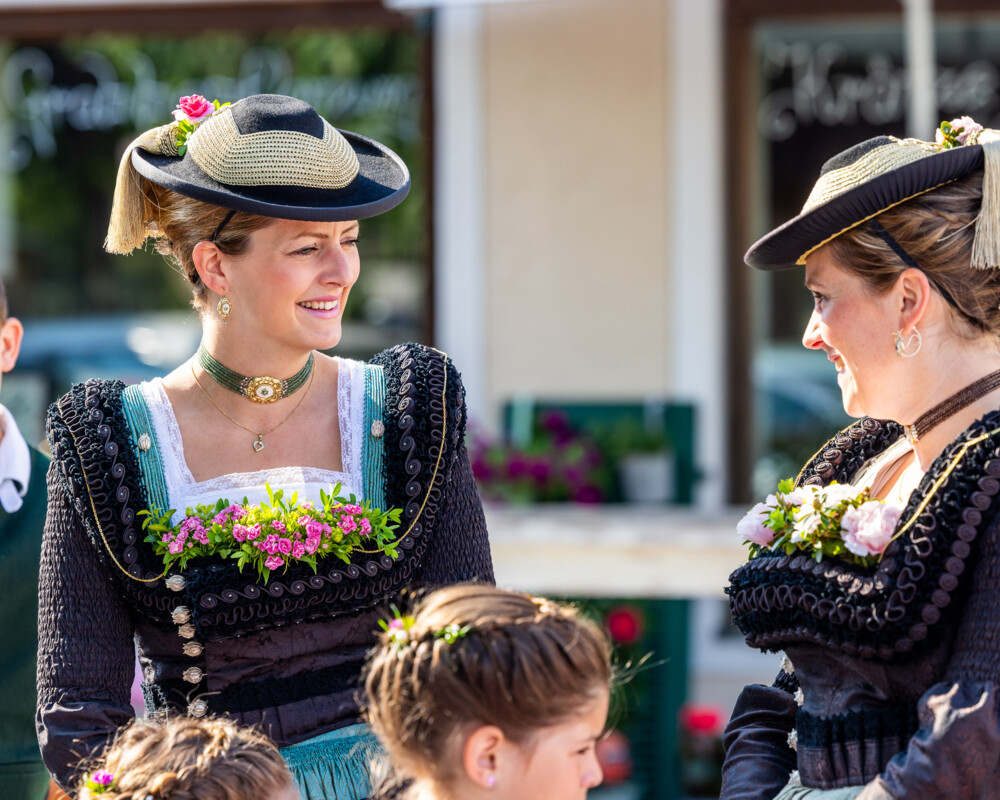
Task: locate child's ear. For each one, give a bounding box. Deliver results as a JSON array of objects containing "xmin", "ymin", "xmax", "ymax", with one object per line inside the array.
[
  {"xmin": 462, "ymin": 724, "xmax": 504, "ymax": 790},
  {"xmin": 0, "ymin": 316, "xmax": 24, "ymax": 373}
]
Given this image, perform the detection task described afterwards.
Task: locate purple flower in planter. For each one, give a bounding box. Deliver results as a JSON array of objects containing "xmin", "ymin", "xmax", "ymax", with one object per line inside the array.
[
  {"xmin": 529, "ymin": 459, "xmax": 552, "ymax": 484},
  {"xmin": 507, "ymin": 454, "xmax": 529, "ymax": 479},
  {"xmin": 472, "ymin": 455, "xmax": 494, "ymax": 482},
  {"xmin": 573, "ymin": 484, "xmax": 604, "ymax": 504}
]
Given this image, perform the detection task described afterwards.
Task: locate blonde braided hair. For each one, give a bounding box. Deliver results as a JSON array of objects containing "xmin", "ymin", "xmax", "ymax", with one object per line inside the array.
[{"xmin": 77, "ymin": 717, "xmax": 294, "ymax": 800}]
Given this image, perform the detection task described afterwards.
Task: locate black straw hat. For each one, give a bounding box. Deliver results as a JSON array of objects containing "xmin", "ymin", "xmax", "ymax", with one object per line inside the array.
[
  {"xmin": 106, "ymin": 94, "xmax": 410, "ymax": 254},
  {"xmin": 745, "ymin": 121, "xmax": 1000, "ymax": 271}
]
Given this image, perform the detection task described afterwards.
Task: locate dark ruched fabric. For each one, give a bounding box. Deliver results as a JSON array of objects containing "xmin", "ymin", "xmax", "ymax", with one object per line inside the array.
[
  {"xmin": 722, "ymin": 413, "xmax": 1000, "ymax": 798},
  {"xmin": 37, "ymin": 344, "xmax": 494, "ymax": 791}
]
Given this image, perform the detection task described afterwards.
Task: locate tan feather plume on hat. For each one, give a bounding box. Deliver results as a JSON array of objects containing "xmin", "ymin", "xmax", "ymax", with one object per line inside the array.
[
  {"xmin": 104, "ymin": 123, "xmax": 179, "ymax": 255},
  {"xmin": 971, "ymin": 129, "xmax": 1000, "ymax": 269}
]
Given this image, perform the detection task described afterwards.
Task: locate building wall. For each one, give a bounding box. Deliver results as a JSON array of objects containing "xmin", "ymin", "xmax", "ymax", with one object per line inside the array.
[{"xmin": 480, "ymin": 0, "xmax": 672, "ymax": 416}]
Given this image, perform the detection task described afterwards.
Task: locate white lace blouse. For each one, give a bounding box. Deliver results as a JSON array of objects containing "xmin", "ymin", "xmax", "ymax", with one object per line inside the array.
[{"xmin": 139, "ymin": 357, "xmax": 366, "ymax": 513}]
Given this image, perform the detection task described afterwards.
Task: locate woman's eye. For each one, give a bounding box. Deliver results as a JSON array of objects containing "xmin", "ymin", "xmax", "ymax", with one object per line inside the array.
[
  {"xmin": 811, "ymin": 291, "xmax": 826, "ymax": 306},
  {"xmin": 343, "ymin": 238, "xmax": 360, "ymax": 248},
  {"xmin": 294, "ymin": 245, "xmax": 319, "ymax": 256}
]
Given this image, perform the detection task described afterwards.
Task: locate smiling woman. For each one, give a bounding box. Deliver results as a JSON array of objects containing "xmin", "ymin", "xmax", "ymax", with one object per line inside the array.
[
  {"xmin": 36, "ymin": 94, "xmax": 493, "ymax": 800},
  {"xmin": 723, "ymin": 121, "xmax": 1000, "ymax": 800}
]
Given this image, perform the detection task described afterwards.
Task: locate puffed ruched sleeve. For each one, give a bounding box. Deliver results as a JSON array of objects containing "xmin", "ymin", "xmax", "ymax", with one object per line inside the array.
[
  {"xmin": 720, "ymin": 672, "xmax": 799, "ymax": 800},
  {"xmin": 36, "ymin": 415, "xmax": 135, "ymax": 791},
  {"xmin": 855, "ymin": 682, "xmax": 1000, "ymax": 799}
]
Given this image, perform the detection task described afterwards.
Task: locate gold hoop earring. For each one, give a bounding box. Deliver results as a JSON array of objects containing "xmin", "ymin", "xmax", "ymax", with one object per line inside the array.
[
  {"xmin": 894, "ymin": 326, "xmax": 921, "ymax": 358},
  {"xmin": 217, "ymin": 295, "xmax": 232, "ymax": 323}
]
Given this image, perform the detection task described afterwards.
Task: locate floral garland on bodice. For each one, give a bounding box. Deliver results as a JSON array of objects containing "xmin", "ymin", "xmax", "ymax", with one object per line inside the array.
[{"xmin": 140, "ymin": 484, "xmax": 403, "ymax": 583}]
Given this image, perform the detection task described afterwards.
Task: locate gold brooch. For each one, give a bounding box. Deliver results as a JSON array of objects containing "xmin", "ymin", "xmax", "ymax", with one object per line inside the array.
[{"xmin": 246, "ymin": 376, "xmax": 283, "ymax": 403}]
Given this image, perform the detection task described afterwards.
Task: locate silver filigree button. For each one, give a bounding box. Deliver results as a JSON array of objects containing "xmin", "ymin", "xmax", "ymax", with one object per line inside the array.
[
  {"xmin": 178, "ymin": 623, "xmax": 195, "ymax": 639},
  {"xmin": 182, "ymin": 667, "xmax": 204, "ymax": 684},
  {"xmin": 138, "ymin": 433, "xmax": 152, "ymax": 452},
  {"xmin": 371, "ymin": 420, "xmax": 385, "ymax": 438},
  {"xmin": 780, "ymin": 654, "xmax": 795, "ymax": 675},
  {"xmin": 787, "ymin": 728, "xmax": 798, "ymax": 751},
  {"xmin": 183, "ymin": 641, "xmax": 204, "ymax": 657},
  {"xmin": 165, "ymin": 575, "xmax": 186, "ymax": 592},
  {"xmin": 171, "ymin": 606, "xmax": 191, "ymax": 625},
  {"xmin": 188, "ymin": 699, "xmax": 208, "ymax": 717}
]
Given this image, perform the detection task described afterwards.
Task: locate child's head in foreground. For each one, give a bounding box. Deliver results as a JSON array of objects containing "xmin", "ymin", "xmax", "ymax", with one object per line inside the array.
[
  {"xmin": 364, "ymin": 584, "xmax": 612, "ymax": 800},
  {"xmin": 77, "ymin": 716, "xmax": 298, "ymax": 800}
]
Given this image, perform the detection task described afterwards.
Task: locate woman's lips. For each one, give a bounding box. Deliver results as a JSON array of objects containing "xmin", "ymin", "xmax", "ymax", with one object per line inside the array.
[{"xmin": 297, "ymin": 298, "xmax": 340, "ymax": 315}]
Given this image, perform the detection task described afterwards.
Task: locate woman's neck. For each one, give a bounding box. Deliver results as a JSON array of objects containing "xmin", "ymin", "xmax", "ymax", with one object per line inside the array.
[
  {"xmin": 909, "ymin": 387, "xmax": 1000, "ymax": 470},
  {"xmin": 891, "ymin": 340, "xmax": 1000, "ymax": 470},
  {"xmin": 200, "ymin": 324, "xmax": 313, "ymax": 379}
]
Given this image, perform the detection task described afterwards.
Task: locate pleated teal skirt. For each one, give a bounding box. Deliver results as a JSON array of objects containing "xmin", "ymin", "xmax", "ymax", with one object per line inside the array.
[
  {"xmin": 279, "ymin": 723, "xmax": 386, "ymax": 800},
  {"xmin": 773, "ymin": 773, "xmax": 864, "ymax": 800}
]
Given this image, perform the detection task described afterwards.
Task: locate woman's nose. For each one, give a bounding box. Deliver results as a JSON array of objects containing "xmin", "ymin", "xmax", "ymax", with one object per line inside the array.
[
  {"xmin": 321, "ymin": 247, "xmax": 357, "ymax": 284},
  {"xmin": 802, "ymin": 309, "xmax": 823, "ymax": 350}
]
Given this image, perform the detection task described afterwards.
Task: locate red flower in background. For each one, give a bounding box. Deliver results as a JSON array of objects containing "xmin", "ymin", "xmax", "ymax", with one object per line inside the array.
[
  {"xmin": 678, "ymin": 703, "xmax": 725, "ymax": 737},
  {"xmin": 605, "ymin": 604, "xmax": 644, "ymax": 645}
]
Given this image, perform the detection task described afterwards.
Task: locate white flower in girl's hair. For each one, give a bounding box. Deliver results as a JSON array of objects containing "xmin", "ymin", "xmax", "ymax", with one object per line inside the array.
[{"xmin": 379, "ymin": 608, "xmax": 416, "ymax": 651}]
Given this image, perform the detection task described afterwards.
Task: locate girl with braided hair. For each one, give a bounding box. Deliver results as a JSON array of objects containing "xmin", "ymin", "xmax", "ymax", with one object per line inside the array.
[
  {"xmin": 77, "ymin": 717, "xmax": 298, "ymax": 800},
  {"xmin": 363, "ymin": 584, "xmax": 612, "ymax": 800}
]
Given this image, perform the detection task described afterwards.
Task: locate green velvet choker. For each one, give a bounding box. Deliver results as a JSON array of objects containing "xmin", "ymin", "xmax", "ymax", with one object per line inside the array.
[{"xmin": 197, "ymin": 344, "xmax": 314, "ymax": 404}]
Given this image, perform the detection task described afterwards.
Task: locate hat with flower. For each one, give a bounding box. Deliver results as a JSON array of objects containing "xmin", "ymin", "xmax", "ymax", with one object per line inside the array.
[
  {"xmin": 105, "ymin": 93, "xmax": 409, "ymax": 254},
  {"xmin": 745, "ymin": 117, "xmax": 1000, "ymax": 271}
]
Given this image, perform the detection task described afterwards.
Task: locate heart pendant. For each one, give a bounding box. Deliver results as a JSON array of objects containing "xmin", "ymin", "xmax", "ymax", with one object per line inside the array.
[{"xmin": 253, "ymin": 437, "xmax": 265, "ymax": 452}]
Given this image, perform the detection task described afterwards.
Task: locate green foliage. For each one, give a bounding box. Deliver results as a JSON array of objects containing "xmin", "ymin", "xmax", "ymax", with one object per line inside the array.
[{"xmin": 7, "ymin": 28, "xmax": 427, "ymax": 321}]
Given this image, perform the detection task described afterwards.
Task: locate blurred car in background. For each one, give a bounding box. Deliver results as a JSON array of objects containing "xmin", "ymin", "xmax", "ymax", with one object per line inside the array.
[
  {"xmin": 5, "ymin": 312, "xmax": 202, "ymax": 447},
  {"xmin": 752, "ymin": 344, "xmax": 851, "ymax": 498}
]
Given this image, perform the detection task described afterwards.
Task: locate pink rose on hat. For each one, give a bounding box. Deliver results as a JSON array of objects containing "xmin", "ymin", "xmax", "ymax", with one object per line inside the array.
[
  {"xmin": 172, "ymin": 94, "xmax": 216, "ymax": 124},
  {"xmin": 935, "ymin": 116, "xmax": 984, "ymax": 147}
]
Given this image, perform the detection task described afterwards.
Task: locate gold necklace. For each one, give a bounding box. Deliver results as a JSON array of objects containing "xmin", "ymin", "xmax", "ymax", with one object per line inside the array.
[{"xmin": 191, "ymin": 361, "xmax": 314, "ymax": 452}]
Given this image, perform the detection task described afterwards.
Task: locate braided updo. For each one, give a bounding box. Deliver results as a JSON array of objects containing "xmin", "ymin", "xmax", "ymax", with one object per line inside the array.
[
  {"xmin": 77, "ymin": 717, "xmax": 294, "ymax": 800},
  {"xmin": 363, "ymin": 584, "xmax": 612, "ymax": 789}
]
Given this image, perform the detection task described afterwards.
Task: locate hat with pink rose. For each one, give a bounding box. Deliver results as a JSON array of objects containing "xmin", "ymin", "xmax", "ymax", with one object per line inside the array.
[
  {"xmin": 745, "ymin": 117, "xmax": 1000, "ymax": 271},
  {"xmin": 105, "ymin": 93, "xmax": 409, "ymax": 255}
]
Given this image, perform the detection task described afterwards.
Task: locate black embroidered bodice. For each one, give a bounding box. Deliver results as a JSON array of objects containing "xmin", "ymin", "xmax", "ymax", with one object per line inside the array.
[
  {"xmin": 36, "ymin": 343, "xmax": 494, "ymax": 791},
  {"xmin": 722, "ymin": 413, "xmax": 1000, "ymax": 796}
]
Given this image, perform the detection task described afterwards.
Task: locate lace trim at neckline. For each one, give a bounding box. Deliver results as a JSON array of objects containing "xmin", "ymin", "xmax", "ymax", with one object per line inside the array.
[{"xmin": 141, "ymin": 360, "xmax": 357, "ymax": 500}]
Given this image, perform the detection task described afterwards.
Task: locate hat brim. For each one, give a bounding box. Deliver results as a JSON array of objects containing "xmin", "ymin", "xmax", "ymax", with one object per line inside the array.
[
  {"xmin": 131, "ymin": 129, "xmax": 410, "ymax": 222},
  {"xmin": 745, "ymin": 143, "xmax": 985, "ymax": 271}
]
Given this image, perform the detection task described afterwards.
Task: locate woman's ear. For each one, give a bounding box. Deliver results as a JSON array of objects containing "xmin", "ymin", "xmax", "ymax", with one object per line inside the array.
[
  {"xmin": 462, "ymin": 725, "xmax": 505, "ymax": 790},
  {"xmin": 192, "ymin": 240, "xmax": 229, "ymax": 297},
  {"xmin": 895, "ymin": 267, "xmax": 932, "ymax": 330}
]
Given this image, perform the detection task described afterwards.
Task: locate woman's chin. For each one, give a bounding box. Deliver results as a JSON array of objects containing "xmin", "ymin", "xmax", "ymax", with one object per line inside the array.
[{"xmin": 309, "ymin": 325, "xmax": 343, "ymax": 352}]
